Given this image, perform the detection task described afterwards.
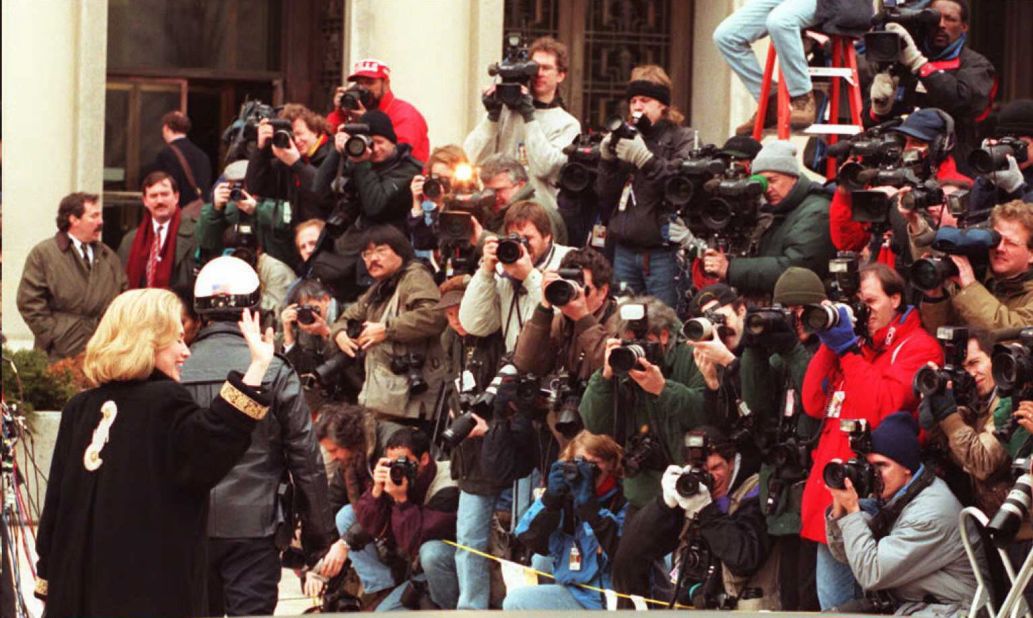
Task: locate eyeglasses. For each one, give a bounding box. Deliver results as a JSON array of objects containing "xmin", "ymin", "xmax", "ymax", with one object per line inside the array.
[{"xmin": 361, "ymin": 246, "xmax": 392, "ymax": 260}]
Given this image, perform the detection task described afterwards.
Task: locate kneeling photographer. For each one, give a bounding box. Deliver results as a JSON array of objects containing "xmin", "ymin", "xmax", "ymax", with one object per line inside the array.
[
  {"xmin": 825, "ymin": 412, "xmax": 976, "ymax": 614},
  {"xmin": 502, "ymin": 431, "xmax": 627, "ymax": 610},
  {"xmin": 330, "ymin": 226, "xmax": 447, "ymax": 426},
  {"xmin": 353, "ymin": 428, "xmax": 460, "ymax": 610},
  {"xmin": 623, "ymin": 427, "xmax": 776, "ymax": 610}
]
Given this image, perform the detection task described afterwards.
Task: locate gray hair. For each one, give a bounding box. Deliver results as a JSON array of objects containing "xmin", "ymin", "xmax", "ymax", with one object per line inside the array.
[
  {"xmin": 616, "ymin": 295, "xmax": 680, "ymax": 338},
  {"xmin": 479, "ymin": 154, "xmax": 528, "ymax": 185}
]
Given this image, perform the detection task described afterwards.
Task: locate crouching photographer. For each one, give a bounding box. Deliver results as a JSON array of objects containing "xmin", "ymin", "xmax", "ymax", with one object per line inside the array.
[
  {"xmin": 502, "ymin": 431, "xmax": 628, "ymax": 610},
  {"xmin": 353, "ymin": 428, "xmax": 461, "ymax": 610},
  {"xmin": 825, "ymin": 412, "xmax": 976, "ymax": 614},
  {"xmin": 621, "ymin": 427, "xmax": 776, "ymax": 610}
]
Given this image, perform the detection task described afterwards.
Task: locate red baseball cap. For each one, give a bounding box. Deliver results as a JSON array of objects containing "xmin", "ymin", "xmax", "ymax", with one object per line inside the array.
[{"xmin": 347, "ymin": 58, "xmax": 391, "ymax": 81}]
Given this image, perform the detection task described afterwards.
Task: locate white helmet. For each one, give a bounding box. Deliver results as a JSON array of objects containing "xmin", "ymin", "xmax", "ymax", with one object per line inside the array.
[{"xmin": 193, "ymin": 255, "xmax": 261, "ymax": 316}]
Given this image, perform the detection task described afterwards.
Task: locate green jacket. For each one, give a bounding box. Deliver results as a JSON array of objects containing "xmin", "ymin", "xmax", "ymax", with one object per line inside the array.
[
  {"xmin": 727, "ymin": 176, "xmax": 836, "ymax": 296},
  {"xmin": 741, "ymin": 340, "xmax": 821, "ymax": 536},
  {"xmin": 195, "ymin": 199, "xmax": 298, "ymax": 269},
  {"xmin": 578, "ymin": 339, "xmax": 709, "ymax": 508}
]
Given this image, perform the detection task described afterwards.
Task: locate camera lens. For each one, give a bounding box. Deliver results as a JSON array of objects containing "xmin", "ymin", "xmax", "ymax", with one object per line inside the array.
[
  {"xmin": 703, "ymin": 198, "xmax": 734, "ymax": 231},
  {"xmin": 913, "ymin": 365, "xmax": 946, "ymax": 397},
  {"xmin": 676, "ymin": 470, "xmax": 701, "ymax": 497},
  {"xmin": 559, "ymin": 162, "xmax": 593, "ymax": 194},
  {"xmin": 545, "ymin": 279, "xmax": 578, "ymax": 307},
  {"xmin": 968, "ymin": 145, "xmax": 1012, "ymax": 175},
  {"xmin": 345, "ymin": 135, "xmax": 370, "ymax": 158},
  {"xmin": 609, "ymin": 345, "xmax": 644, "ymax": 375},
  {"xmin": 988, "ymin": 474, "xmax": 1033, "ymax": 548},
  {"xmin": 909, "ymin": 257, "xmax": 959, "ymax": 292},
  {"xmin": 822, "ymin": 461, "xmax": 848, "ymax": 490},
  {"xmin": 801, "ymin": 304, "xmax": 840, "ymax": 333},
  {"xmin": 273, "ymin": 130, "xmax": 293, "ymax": 149},
  {"xmin": 424, "ymin": 177, "xmax": 449, "ymax": 200},
  {"xmin": 297, "ymin": 306, "xmax": 316, "ymax": 326},
  {"xmin": 664, "ymin": 175, "xmax": 695, "ymax": 206},
  {"xmin": 496, "ymin": 238, "xmax": 523, "ymax": 264},
  {"xmin": 440, "ymin": 412, "xmax": 478, "ymax": 449},
  {"xmin": 683, "ymin": 318, "xmax": 716, "ymax": 342}
]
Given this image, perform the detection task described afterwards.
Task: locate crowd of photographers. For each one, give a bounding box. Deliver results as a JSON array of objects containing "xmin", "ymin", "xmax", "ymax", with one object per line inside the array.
[{"xmin": 17, "ymin": 0, "xmax": 1033, "ymax": 614}]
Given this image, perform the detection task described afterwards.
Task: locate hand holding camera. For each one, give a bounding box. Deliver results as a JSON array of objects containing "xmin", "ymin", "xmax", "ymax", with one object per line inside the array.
[
  {"xmin": 627, "ymin": 356, "xmax": 665, "ymax": 395},
  {"xmin": 813, "ymin": 302, "xmax": 859, "ymax": 355},
  {"xmin": 546, "ymin": 460, "xmax": 570, "ymax": 498},
  {"xmin": 701, "ymin": 248, "xmax": 730, "ymax": 281},
  {"xmin": 918, "ymin": 367, "xmax": 958, "ymax": 430},
  {"xmin": 828, "ymin": 473, "xmax": 861, "ymax": 518},
  {"xmin": 480, "ymin": 236, "xmax": 501, "ymax": 274},
  {"xmin": 541, "ymin": 269, "xmax": 590, "ymax": 319},
  {"xmin": 268, "ymin": 122, "xmax": 301, "ymax": 165},
  {"xmin": 410, "ymin": 175, "xmax": 427, "ymax": 214},
  {"xmin": 481, "ymin": 84, "xmax": 503, "ymax": 121},
  {"xmin": 513, "ymin": 86, "xmax": 536, "ymax": 122},
  {"xmin": 885, "ymin": 23, "xmax": 927, "ymax": 73},
  {"xmin": 614, "ymin": 132, "xmax": 654, "ymax": 169},
  {"xmin": 496, "ymin": 234, "xmax": 534, "ymax": 280}
]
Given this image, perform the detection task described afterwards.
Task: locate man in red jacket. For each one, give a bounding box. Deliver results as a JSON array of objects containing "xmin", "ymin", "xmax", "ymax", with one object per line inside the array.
[
  {"xmin": 327, "ymin": 59, "xmax": 430, "ymax": 163},
  {"xmin": 799, "ymin": 263, "xmax": 942, "ymax": 609}
]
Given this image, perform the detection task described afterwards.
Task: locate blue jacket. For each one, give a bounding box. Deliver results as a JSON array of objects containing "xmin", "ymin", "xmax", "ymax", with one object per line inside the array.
[{"xmin": 514, "ymin": 483, "xmax": 627, "ymax": 609}]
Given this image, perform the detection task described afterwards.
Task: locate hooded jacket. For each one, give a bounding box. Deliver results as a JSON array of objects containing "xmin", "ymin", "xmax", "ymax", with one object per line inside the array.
[{"xmin": 799, "ymin": 308, "xmax": 943, "ymax": 543}]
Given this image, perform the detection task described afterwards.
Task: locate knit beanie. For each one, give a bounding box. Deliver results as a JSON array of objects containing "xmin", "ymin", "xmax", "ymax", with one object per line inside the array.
[
  {"xmin": 688, "ymin": 283, "xmax": 739, "ymax": 318},
  {"xmin": 773, "ymin": 267, "xmax": 827, "ymax": 306},
  {"xmin": 751, "ymin": 140, "xmax": 800, "ymax": 177},
  {"xmin": 870, "ymin": 412, "xmax": 921, "ymax": 473},
  {"xmin": 358, "ymin": 110, "xmax": 397, "ymax": 144},
  {"xmin": 995, "ymin": 99, "xmax": 1033, "ymax": 137}
]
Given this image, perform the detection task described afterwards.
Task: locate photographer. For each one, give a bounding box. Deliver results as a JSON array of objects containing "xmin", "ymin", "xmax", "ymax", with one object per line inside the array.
[
  {"xmin": 919, "ymin": 200, "xmax": 1033, "ymax": 331},
  {"xmin": 702, "ymin": 140, "xmax": 836, "ymax": 298},
  {"xmin": 353, "ymin": 428, "xmax": 460, "ymax": 610},
  {"xmin": 294, "ymin": 219, "xmax": 325, "ymax": 264},
  {"xmin": 597, "ymin": 64, "xmax": 694, "ymax": 309},
  {"xmin": 196, "ymin": 162, "xmax": 298, "ymax": 269},
  {"xmin": 330, "ymin": 226, "xmax": 447, "ymax": 425},
  {"xmin": 579, "ymin": 295, "xmax": 706, "ymax": 510},
  {"xmin": 825, "ymin": 412, "xmax": 976, "ymax": 614},
  {"xmin": 968, "ymin": 100, "xmax": 1033, "ymax": 210},
  {"xmin": 458, "ymin": 200, "xmax": 573, "ymax": 352},
  {"xmin": 474, "ymin": 155, "xmax": 568, "ymax": 246},
  {"xmin": 866, "ymin": 0, "xmax": 995, "ymax": 170},
  {"xmin": 502, "ymin": 431, "xmax": 627, "ymax": 610},
  {"xmin": 622, "ymin": 426, "xmax": 777, "ymax": 610},
  {"xmin": 464, "ymin": 36, "xmax": 580, "ymax": 214},
  {"xmin": 327, "ymin": 59, "xmax": 429, "ymax": 163},
  {"xmin": 919, "ymin": 329, "xmax": 1011, "ymax": 516},
  {"xmin": 244, "ymin": 103, "xmax": 335, "ymax": 222},
  {"xmin": 801, "ymin": 263, "xmax": 942, "ymax": 609},
  {"xmin": 407, "ymin": 145, "xmax": 470, "ymax": 258}
]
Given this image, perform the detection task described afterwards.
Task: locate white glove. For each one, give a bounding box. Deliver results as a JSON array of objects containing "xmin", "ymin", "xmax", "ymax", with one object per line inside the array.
[
  {"xmin": 991, "ymin": 154, "xmax": 1027, "ymax": 194},
  {"xmin": 660, "ymin": 465, "xmax": 683, "ymax": 509},
  {"xmin": 886, "ymin": 23, "xmax": 928, "ymax": 74},
  {"xmin": 680, "ymin": 484, "xmax": 713, "ymax": 517},
  {"xmin": 599, "ymin": 133, "xmax": 616, "ymax": 161},
  {"xmin": 870, "ymin": 72, "xmax": 899, "ymax": 116},
  {"xmin": 615, "ymin": 132, "xmax": 654, "ymax": 169}
]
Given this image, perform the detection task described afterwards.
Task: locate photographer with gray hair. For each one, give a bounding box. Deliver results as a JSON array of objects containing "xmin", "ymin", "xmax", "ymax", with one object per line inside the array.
[{"xmin": 471, "ymin": 154, "xmax": 568, "ymax": 246}]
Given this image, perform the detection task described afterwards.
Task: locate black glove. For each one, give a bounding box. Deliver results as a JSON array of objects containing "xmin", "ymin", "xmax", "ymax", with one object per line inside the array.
[
  {"xmin": 512, "ymin": 92, "xmax": 536, "ymax": 122},
  {"xmin": 919, "ymin": 388, "xmax": 958, "ymax": 430},
  {"xmin": 482, "ymin": 90, "xmax": 503, "ymax": 122}
]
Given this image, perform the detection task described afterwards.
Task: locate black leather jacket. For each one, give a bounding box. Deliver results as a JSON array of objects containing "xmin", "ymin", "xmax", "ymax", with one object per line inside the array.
[{"xmin": 180, "ymin": 322, "xmax": 336, "ymax": 557}]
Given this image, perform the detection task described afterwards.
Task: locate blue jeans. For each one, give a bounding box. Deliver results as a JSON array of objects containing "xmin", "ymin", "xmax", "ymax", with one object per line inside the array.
[
  {"xmin": 503, "ymin": 584, "xmax": 586, "ymax": 610},
  {"xmin": 713, "ymin": 0, "xmax": 818, "ymax": 99},
  {"xmin": 335, "ymin": 505, "xmax": 395, "ymax": 594},
  {"xmin": 375, "ymin": 541, "xmax": 459, "ymax": 611},
  {"xmin": 816, "ymin": 541, "xmax": 860, "ymax": 610},
  {"xmin": 613, "ymin": 244, "xmax": 678, "ymax": 308},
  {"xmin": 455, "ymin": 491, "xmax": 500, "ymax": 609}
]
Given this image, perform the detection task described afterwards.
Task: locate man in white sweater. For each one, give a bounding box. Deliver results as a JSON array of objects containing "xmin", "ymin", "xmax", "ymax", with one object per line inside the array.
[{"xmin": 464, "ymin": 36, "xmax": 581, "ymax": 214}]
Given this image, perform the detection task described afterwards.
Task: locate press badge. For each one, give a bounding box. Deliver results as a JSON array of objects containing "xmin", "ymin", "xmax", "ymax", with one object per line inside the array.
[
  {"xmin": 568, "ymin": 545, "xmax": 582, "ymax": 572},
  {"xmin": 282, "ymin": 201, "xmax": 292, "ymax": 225},
  {"xmin": 827, "ymin": 390, "xmax": 846, "ymax": 419},
  {"xmin": 784, "ymin": 388, "xmax": 796, "ymax": 418},
  {"xmin": 618, "ymin": 182, "xmax": 636, "ymax": 212},
  {"xmin": 590, "ymin": 224, "xmax": 607, "ymax": 248}
]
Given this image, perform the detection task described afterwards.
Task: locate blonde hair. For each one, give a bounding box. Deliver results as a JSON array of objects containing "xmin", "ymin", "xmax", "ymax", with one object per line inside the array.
[
  {"xmin": 560, "ymin": 430, "xmax": 625, "ymax": 479},
  {"xmin": 991, "ymin": 200, "xmax": 1033, "ymax": 249},
  {"xmin": 629, "ymin": 64, "xmax": 684, "ymax": 126},
  {"xmin": 83, "ymin": 289, "xmax": 184, "ymax": 386},
  {"xmin": 426, "ymin": 144, "xmax": 469, "ymax": 173}
]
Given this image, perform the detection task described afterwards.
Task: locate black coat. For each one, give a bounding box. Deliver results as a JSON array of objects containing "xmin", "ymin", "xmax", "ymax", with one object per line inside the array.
[
  {"xmin": 35, "ymin": 371, "xmax": 268, "ymax": 618},
  {"xmin": 154, "ymin": 137, "xmax": 213, "ymax": 206},
  {"xmin": 246, "ymin": 138, "xmax": 336, "ymax": 222}
]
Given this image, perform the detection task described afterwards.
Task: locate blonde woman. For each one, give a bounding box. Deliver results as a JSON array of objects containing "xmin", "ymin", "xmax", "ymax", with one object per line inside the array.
[{"xmin": 34, "ymin": 288, "xmax": 274, "ymax": 618}]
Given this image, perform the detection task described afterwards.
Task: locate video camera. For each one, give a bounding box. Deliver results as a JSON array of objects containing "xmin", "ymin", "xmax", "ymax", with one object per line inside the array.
[
  {"xmin": 822, "ymin": 419, "xmax": 881, "ymax": 497},
  {"xmin": 487, "ymin": 33, "xmax": 539, "ymax": 108},
  {"xmin": 909, "ymin": 226, "xmax": 1000, "ymax": 291},
  {"xmin": 439, "ymin": 364, "xmax": 543, "ymax": 448},
  {"xmin": 700, "ymin": 165, "xmax": 768, "ymax": 234},
  {"xmin": 865, "ymin": 0, "xmax": 941, "ymax": 65},
  {"xmin": 969, "ymin": 137, "xmax": 1030, "ymax": 175},
  {"xmin": 558, "ymin": 133, "xmax": 603, "ymax": 194},
  {"xmin": 993, "ymin": 328, "xmax": 1033, "ymax": 403},
  {"xmin": 664, "ymin": 144, "xmax": 728, "ymax": 207},
  {"xmin": 913, "ymin": 327, "xmax": 977, "ymax": 408},
  {"xmin": 610, "ymin": 302, "xmax": 663, "ymax": 376}
]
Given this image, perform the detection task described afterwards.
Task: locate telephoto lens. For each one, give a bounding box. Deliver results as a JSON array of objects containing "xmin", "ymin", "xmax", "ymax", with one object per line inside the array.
[
  {"xmin": 496, "ymin": 235, "xmax": 526, "ymax": 264},
  {"xmin": 987, "ymin": 473, "xmax": 1033, "ymax": 548},
  {"xmin": 609, "ymin": 344, "xmax": 646, "ymax": 376},
  {"xmin": 684, "ymin": 317, "xmax": 719, "ymax": 342},
  {"xmin": 439, "ymin": 412, "xmax": 478, "ymax": 449},
  {"xmin": 801, "ymin": 303, "xmax": 853, "ymax": 333},
  {"xmin": 345, "ymin": 134, "xmax": 372, "ymax": 157}
]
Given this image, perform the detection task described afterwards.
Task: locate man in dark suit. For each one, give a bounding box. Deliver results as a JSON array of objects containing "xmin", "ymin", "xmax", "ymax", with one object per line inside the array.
[{"xmin": 154, "ymin": 110, "xmax": 212, "ymax": 207}]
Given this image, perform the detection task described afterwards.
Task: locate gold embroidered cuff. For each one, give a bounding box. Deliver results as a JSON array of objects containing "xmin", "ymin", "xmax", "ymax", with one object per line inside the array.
[
  {"xmin": 34, "ymin": 578, "xmax": 48, "ymax": 598},
  {"xmin": 220, "ymin": 381, "xmax": 269, "ymax": 421}
]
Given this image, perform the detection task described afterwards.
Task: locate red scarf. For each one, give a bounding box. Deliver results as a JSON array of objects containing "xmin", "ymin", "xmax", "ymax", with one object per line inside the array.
[{"xmin": 126, "ymin": 207, "xmax": 181, "ymax": 289}]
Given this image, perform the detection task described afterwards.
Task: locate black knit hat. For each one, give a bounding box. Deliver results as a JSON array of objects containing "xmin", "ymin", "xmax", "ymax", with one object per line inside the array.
[
  {"xmin": 994, "ymin": 99, "xmax": 1033, "ymax": 138},
  {"xmin": 871, "ymin": 412, "xmax": 921, "ymax": 473},
  {"xmin": 359, "ymin": 110, "xmax": 397, "ymax": 144},
  {"xmin": 721, "ymin": 136, "xmax": 763, "ymax": 160}
]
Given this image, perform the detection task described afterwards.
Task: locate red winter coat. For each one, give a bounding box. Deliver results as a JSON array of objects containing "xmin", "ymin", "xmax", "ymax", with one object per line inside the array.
[
  {"xmin": 828, "ymin": 156, "xmax": 972, "ymax": 253},
  {"xmin": 327, "ymin": 90, "xmax": 430, "ymax": 163},
  {"xmin": 799, "ymin": 307, "xmax": 943, "ymax": 543}
]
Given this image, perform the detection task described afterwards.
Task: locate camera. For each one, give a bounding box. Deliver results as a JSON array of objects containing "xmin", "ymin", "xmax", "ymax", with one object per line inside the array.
[
  {"xmin": 487, "ymin": 33, "xmax": 539, "ymax": 108},
  {"xmin": 609, "ymin": 341, "xmax": 662, "ymax": 375},
  {"xmin": 342, "ymin": 123, "xmax": 373, "ymax": 157},
  {"xmin": 296, "ymin": 304, "xmax": 320, "ymax": 326},
  {"xmin": 800, "ymin": 302, "xmax": 854, "ymax": 334},
  {"xmin": 437, "ymin": 211, "xmax": 475, "ymax": 244},
  {"xmin": 987, "ymin": 459, "xmax": 1033, "ymax": 547},
  {"xmin": 422, "ymin": 175, "xmax": 451, "ymax": 200},
  {"xmin": 624, "ymin": 432, "xmax": 666, "ymax": 477},
  {"xmin": 227, "ymin": 181, "xmax": 244, "ymax": 202},
  {"xmin": 744, "ymin": 304, "xmax": 794, "ymax": 343},
  {"xmin": 561, "ymin": 456, "xmax": 600, "ymax": 484},
  {"xmin": 829, "ymin": 252, "xmax": 861, "ymax": 299},
  {"xmin": 676, "ymin": 432, "xmax": 715, "ymax": 498},
  {"xmin": 898, "ymin": 179, "xmax": 946, "ymax": 212},
  {"xmin": 702, "ymin": 169, "xmax": 768, "ymax": 233},
  {"xmin": 544, "ymin": 268, "xmax": 584, "ymax": 307},
  {"xmin": 439, "ymin": 365, "xmax": 542, "ymax": 448},
  {"xmin": 822, "ymin": 419, "xmax": 879, "ymax": 497},
  {"xmin": 913, "ymin": 327, "xmax": 975, "ymax": 403},
  {"xmin": 865, "ymin": 2, "xmax": 941, "ymax": 64},
  {"xmin": 388, "ymin": 457, "xmax": 419, "ymax": 486},
  {"xmin": 684, "ymin": 309, "xmax": 728, "ymax": 342},
  {"xmin": 223, "ymin": 99, "xmax": 278, "ymax": 159},
  {"xmin": 559, "ymin": 133, "xmax": 603, "ymax": 194},
  {"xmin": 603, "ymin": 112, "xmax": 651, "ymax": 156},
  {"xmin": 305, "ymin": 318, "xmax": 365, "ymax": 390},
  {"xmin": 992, "ymin": 328, "xmax": 1033, "ymax": 402},
  {"xmin": 390, "ymin": 352, "xmax": 428, "ymax": 395},
  {"xmin": 496, "ymin": 234, "xmax": 529, "ymax": 264},
  {"xmin": 909, "ymin": 226, "xmax": 1001, "ymax": 291},
  {"xmin": 339, "ymin": 84, "xmax": 375, "ymax": 111},
  {"xmin": 664, "ymin": 144, "xmax": 727, "ymax": 206},
  {"xmin": 968, "ymin": 137, "xmax": 1030, "ymax": 175}
]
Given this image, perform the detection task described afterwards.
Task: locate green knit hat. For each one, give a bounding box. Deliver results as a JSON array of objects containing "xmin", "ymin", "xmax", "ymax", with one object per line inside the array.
[{"xmin": 773, "ymin": 267, "xmax": 827, "ymax": 306}]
